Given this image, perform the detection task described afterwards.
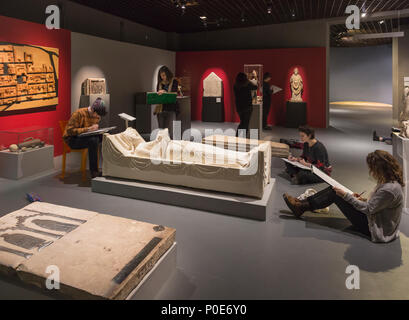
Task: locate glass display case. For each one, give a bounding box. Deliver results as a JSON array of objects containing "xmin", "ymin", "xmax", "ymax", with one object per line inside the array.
[
  {"xmin": 0, "ymin": 126, "xmax": 53, "ymax": 153},
  {"xmin": 244, "ymin": 64, "xmax": 263, "ymax": 105}
]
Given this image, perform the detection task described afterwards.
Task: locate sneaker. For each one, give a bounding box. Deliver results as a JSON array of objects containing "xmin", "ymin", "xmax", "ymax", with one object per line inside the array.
[{"xmin": 297, "ymin": 188, "xmax": 317, "ymax": 201}]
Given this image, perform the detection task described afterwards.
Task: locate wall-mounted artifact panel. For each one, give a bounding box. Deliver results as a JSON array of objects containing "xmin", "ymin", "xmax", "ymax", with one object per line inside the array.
[{"xmin": 0, "ymin": 42, "xmax": 59, "ymax": 116}]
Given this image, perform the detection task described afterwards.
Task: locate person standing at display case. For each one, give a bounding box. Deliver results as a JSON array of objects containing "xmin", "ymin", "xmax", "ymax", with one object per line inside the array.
[
  {"xmin": 283, "ymin": 150, "xmax": 404, "ymax": 243},
  {"xmin": 154, "ymin": 66, "xmax": 180, "ymax": 138},
  {"xmin": 263, "ymin": 72, "xmax": 273, "ymax": 130},
  {"xmin": 285, "ymin": 126, "xmax": 332, "ymax": 184},
  {"xmin": 234, "ymin": 72, "xmax": 258, "ymax": 138},
  {"xmin": 63, "ymin": 98, "xmax": 107, "ymax": 178}
]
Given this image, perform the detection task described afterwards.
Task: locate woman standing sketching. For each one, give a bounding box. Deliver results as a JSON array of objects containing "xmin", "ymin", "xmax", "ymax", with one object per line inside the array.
[
  {"xmin": 154, "ymin": 66, "xmax": 180, "ymax": 138},
  {"xmin": 233, "ymin": 72, "xmax": 258, "ymax": 138}
]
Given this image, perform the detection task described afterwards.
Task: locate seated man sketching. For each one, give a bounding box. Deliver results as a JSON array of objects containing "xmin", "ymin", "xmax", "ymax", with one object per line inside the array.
[
  {"xmin": 285, "ymin": 125, "xmax": 332, "ymax": 185},
  {"xmin": 63, "ymin": 98, "xmax": 107, "ymax": 178}
]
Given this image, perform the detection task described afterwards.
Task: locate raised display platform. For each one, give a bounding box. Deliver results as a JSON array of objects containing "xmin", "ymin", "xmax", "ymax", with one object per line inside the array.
[
  {"xmin": 92, "ymin": 177, "xmax": 275, "ymax": 221},
  {"xmin": 285, "ymin": 101, "xmax": 307, "ymax": 128}
]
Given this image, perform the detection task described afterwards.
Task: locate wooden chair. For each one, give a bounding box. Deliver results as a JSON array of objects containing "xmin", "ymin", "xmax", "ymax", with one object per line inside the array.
[{"xmin": 59, "ymin": 120, "xmax": 89, "ymax": 181}]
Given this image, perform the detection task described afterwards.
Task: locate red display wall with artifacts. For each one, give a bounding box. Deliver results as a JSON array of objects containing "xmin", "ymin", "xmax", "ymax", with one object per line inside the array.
[
  {"xmin": 176, "ymin": 47, "xmax": 326, "ymax": 128},
  {"xmin": 0, "ymin": 15, "xmax": 71, "ymax": 156}
]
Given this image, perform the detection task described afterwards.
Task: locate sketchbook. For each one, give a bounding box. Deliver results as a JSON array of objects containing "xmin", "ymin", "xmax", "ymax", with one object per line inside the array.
[
  {"xmin": 282, "ymin": 158, "xmax": 312, "ymax": 171},
  {"xmin": 79, "ymin": 126, "xmax": 117, "ymax": 137},
  {"xmin": 312, "ymin": 166, "xmax": 354, "ymax": 195}
]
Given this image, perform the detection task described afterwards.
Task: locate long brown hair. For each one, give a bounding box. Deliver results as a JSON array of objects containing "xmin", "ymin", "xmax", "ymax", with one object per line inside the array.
[
  {"xmin": 157, "ymin": 66, "xmax": 174, "ymax": 91},
  {"xmin": 366, "ymin": 150, "xmax": 404, "ymax": 187}
]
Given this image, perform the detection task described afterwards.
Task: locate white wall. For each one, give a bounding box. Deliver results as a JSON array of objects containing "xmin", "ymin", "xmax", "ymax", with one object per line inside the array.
[
  {"xmin": 330, "ymin": 45, "xmax": 392, "ymax": 104},
  {"xmin": 71, "ymin": 32, "xmax": 176, "ymax": 132}
]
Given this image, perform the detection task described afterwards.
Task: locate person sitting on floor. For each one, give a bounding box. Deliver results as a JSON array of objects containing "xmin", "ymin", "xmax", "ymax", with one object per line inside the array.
[
  {"xmin": 63, "ymin": 98, "xmax": 107, "ymax": 179},
  {"xmin": 285, "ymin": 125, "xmax": 332, "ymax": 185},
  {"xmin": 283, "ymin": 150, "xmax": 404, "ymax": 243},
  {"xmin": 373, "ymin": 130, "xmax": 392, "ymax": 145}
]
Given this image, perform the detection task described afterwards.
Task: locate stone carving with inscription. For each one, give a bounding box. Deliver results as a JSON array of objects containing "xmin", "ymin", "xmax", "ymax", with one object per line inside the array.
[
  {"xmin": 82, "ymin": 78, "xmax": 107, "ymax": 95},
  {"xmin": 290, "ymin": 68, "xmax": 304, "ymax": 102},
  {"xmin": 203, "ymin": 72, "xmax": 223, "ymax": 97},
  {"xmin": 0, "ymin": 202, "xmax": 175, "ymax": 299}
]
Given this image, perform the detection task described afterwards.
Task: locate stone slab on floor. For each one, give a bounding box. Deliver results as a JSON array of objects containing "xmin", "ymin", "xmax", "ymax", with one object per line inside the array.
[
  {"xmin": 92, "ymin": 177, "xmax": 275, "ymax": 221},
  {"xmin": 0, "ymin": 202, "xmax": 176, "ymax": 300}
]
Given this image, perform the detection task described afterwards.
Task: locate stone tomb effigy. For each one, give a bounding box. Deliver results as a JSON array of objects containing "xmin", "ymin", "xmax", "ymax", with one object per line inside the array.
[{"xmin": 0, "ymin": 202, "xmax": 175, "ymax": 299}]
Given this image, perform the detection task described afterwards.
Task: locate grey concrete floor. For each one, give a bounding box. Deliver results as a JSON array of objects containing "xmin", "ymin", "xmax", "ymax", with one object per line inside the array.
[{"xmin": 1, "ymin": 104, "xmax": 409, "ymax": 300}]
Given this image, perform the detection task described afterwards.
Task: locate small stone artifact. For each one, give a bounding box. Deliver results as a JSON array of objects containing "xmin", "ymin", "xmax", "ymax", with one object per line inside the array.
[
  {"xmin": 290, "ymin": 68, "xmax": 304, "ymax": 102},
  {"xmin": 401, "ymin": 120, "xmax": 409, "ymax": 139},
  {"xmin": 9, "ymin": 144, "xmax": 18, "ymax": 152},
  {"xmin": 8, "ymin": 138, "xmax": 45, "ymax": 152}
]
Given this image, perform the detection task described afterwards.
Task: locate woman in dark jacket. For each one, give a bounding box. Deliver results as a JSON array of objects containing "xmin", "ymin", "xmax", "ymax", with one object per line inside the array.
[
  {"xmin": 286, "ymin": 126, "xmax": 332, "ymax": 185},
  {"xmin": 233, "ymin": 72, "xmax": 257, "ymax": 138}
]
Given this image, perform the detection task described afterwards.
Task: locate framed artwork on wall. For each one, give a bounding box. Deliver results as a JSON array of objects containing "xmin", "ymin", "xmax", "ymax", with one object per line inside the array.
[{"xmin": 0, "ymin": 42, "xmax": 59, "ymax": 116}]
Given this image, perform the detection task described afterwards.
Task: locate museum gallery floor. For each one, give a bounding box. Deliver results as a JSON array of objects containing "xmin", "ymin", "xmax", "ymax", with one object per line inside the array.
[{"xmin": 0, "ymin": 104, "xmax": 409, "ymax": 300}]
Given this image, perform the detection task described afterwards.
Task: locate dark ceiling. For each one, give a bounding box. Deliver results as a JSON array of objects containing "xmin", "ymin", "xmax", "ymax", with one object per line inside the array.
[
  {"xmin": 332, "ymin": 16, "xmax": 409, "ymax": 47},
  {"xmin": 69, "ymin": 0, "xmax": 409, "ymax": 46},
  {"xmin": 68, "ymin": 0, "xmax": 409, "ymax": 33}
]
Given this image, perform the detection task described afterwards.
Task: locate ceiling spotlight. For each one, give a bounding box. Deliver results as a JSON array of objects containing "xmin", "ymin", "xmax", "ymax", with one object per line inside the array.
[
  {"xmin": 379, "ymin": 20, "xmax": 385, "ymax": 24},
  {"xmin": 361, "ymin": 12, "xmax": 367, "ymax": 18},
  {"xmin": 200, "ymin": 16, "xmax": 207, "ymax": 20},
  {"xmin": 291, "ymin": 11, "xmax": 295, "ymax": 18},
  {"xmin": 267, "ymin": 7, "xmax": 272, "ymax": 14}
]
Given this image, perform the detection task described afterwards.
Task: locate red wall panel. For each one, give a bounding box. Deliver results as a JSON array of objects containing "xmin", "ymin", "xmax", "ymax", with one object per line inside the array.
[
  {"xmin": 0, "ymin": 15, "xmax": 71, "ymax": 156},
  {"xmin": 176, "ymin": 47, "xmax": 326, "ymax": 128}
]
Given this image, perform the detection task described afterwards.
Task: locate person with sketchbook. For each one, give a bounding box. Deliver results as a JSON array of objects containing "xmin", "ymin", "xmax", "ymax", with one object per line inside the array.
[
  {"xmin": 63, "ymin": 98, "xmax": 107, "ymax": 178},
  {"xmin": 262, "ymin": 72, "xmax": 273, "ymax": 130},
  {"xmin": 283, "ymin": 150, "xmax": 404, "ymax": 243},
  {"xmin": 285, "ymin": 126, "xmax": 332, "ymax": 184}
]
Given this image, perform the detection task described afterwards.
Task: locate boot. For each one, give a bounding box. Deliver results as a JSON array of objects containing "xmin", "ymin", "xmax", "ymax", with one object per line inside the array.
[
  {"xmin": 373, "ymin": 131, "xmax": 380, "ymax": 142},
  {"xmin": 283, "ymin": 194, "xmax": 311, "ymax": 218}
]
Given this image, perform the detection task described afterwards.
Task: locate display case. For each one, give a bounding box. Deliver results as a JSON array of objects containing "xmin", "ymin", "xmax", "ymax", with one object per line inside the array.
[
  {"xmin": 0, "ymin": 127, "xmax": 53, "ymax": 153},
  {"xmin": 244, "ymin": 64, "xmax": 263, "ymax": 105}
]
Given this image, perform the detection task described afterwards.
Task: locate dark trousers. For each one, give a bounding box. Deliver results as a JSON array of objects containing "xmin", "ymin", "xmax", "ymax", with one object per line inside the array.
[
  {"xmin": 308, "ymin": 187, "xmax": 371, "ymax": 237},
  {"xmin": 236, "ymin": 109, "xmax": 252, "ymax": 138},
  {"xmin": 67, "ymin": 135, "xmax": 102, "ymax": 173},
  {"xmin": 157, "ymin": 111, "xmax": 176, "ymax": 139},
  {"xmin": 263, "ymin": 99, "xmax": 271, "ymax": 128},
  {"xmin": 285, "ymin": 162, "xmax": 323, "ymax": 184}
]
